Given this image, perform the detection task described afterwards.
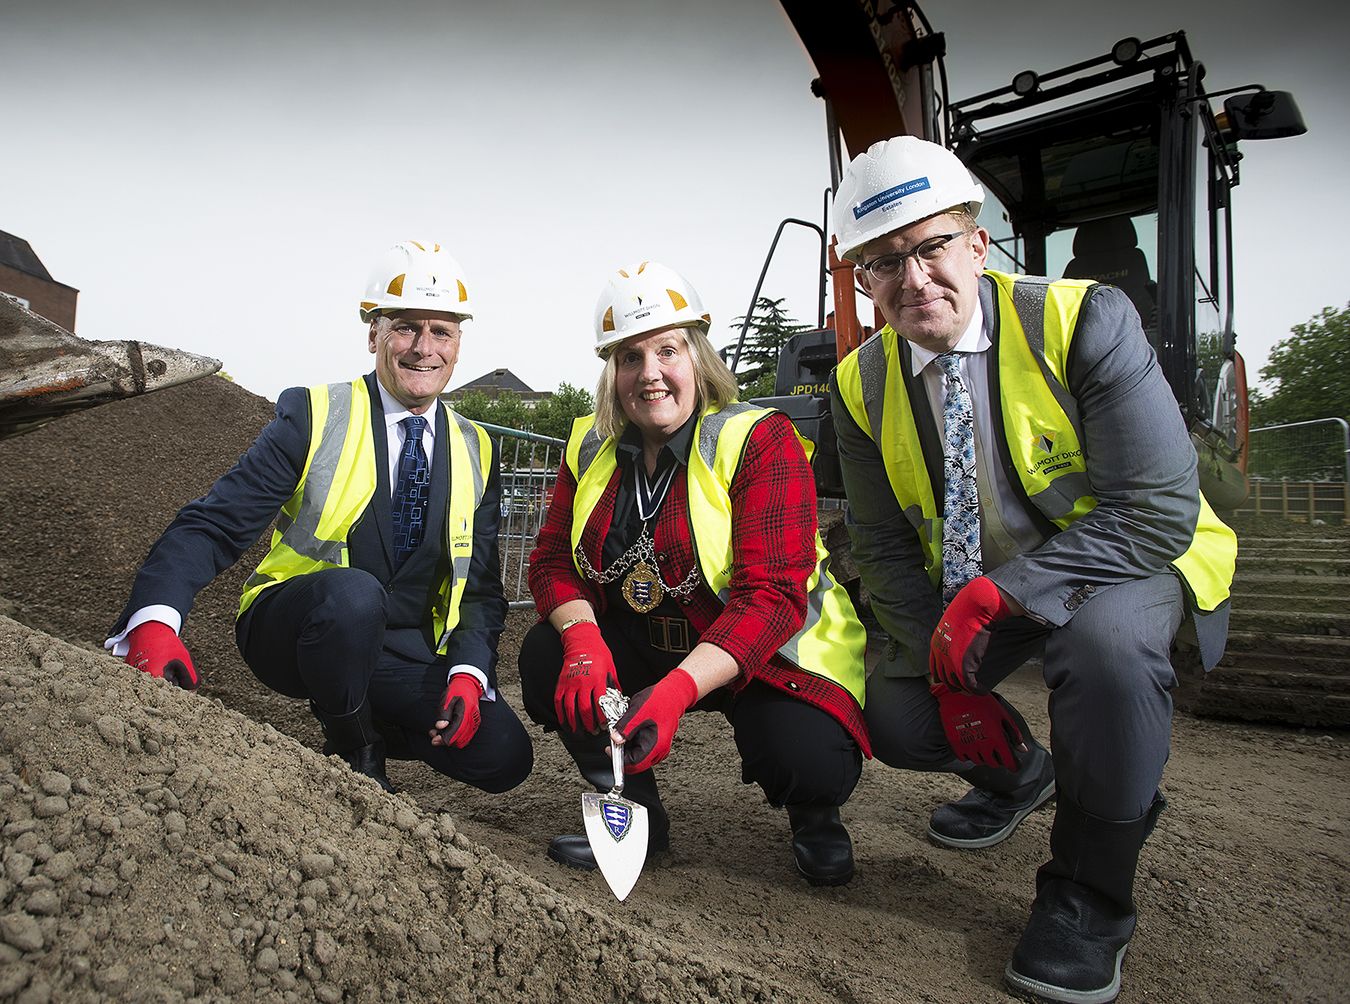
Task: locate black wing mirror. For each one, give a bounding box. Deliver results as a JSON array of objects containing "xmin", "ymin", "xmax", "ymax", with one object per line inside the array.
[{"xmin": 1222, "ymin": 90, "xmax": 1306, "ymax": 141}]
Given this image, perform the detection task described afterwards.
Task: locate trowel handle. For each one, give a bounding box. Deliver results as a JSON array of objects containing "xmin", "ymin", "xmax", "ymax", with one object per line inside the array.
[{"xmin": 610, "ymin": 731, "xmax": 626, "ymax": 795}]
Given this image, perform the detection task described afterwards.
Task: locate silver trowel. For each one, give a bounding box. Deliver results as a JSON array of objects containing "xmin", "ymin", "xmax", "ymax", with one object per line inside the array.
[{"xmin": 581, "ymin": 689, "xmax": 649, "ymax": 902}]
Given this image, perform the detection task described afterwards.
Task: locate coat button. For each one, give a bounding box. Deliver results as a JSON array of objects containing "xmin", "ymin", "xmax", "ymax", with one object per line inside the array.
[
  {"xmin": 1065, "ymin": 599, "xmax": 1078, "ymax": 611},
  {"xmin": 787, "ymin": 680, "xmax": 800, "ymax": 691},
  {"xmin": 386, "ymin": 583, "xmax": 395, "ymax": 593}
]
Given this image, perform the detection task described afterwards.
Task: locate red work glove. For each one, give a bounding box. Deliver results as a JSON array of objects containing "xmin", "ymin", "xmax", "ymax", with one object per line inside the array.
[
  {"xmin": 554, "ymin": 620, "xmax": 619, "ymax": 734},
  {"xmin": 614, "ymin": 667, "xmax": 699, "ymax": 774},
  {"xmin": 124, "ymin": 621, "xmax": 199, "ymax": 690},
  {"xmin": 431, "ymin": 673, "xmax": 484, "ymax": 750},
  {"xmin": 930, "ymin": 576, "xmax": 1011, "ymax": 693},
  {"xmin": 931, "ymin": 682, "xmax": 1027, "ymax": 770}
]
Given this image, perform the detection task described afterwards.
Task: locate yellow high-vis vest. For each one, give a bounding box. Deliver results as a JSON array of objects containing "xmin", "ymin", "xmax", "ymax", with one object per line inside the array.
[
  {"xmin": 834, "ymin": 270, "xmax": 1235, "ymax": 611},
  {"xmin": 565, "ymin": 404, "xmax": 867, "ymax": 706},
  {"xmin": 238, "ymin": 379, "xmax": 491, "ymax": 654}
]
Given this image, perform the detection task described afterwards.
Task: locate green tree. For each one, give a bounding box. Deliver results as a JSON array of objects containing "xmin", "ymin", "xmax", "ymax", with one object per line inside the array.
[
  {"xmin": 451, "ymin": 390, "xmax": 531, "ymax": 431},
  {"xmin": 451, "ymin": 383, "xmax": 593, "ymax": 442},
  {"xmin": 726, "ymin": 296, "xmax": 809, "ymax": 398},
  {"xmin": 530, "ymin": 381, "xmax": 594, "ymax": 442},
  {"xmin": 1249, "ymin": 304, "xmax": 1350, "ymax": 428}
]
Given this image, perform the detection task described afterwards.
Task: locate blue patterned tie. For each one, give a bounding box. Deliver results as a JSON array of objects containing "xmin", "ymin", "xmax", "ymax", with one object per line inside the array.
[
  {"xmin": 392, "ymin": 415, "xmax": 430, "ymax": 567},
  {"xmin": 936, "ymin": 353, "xmax": 982, "ymax": 605}
]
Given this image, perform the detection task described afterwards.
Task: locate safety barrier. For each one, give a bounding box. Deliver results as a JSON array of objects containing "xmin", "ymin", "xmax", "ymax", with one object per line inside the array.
[
  {"xmin": 478, "ymin": 422, "xmax": 565, "ymax": 609},
  {"xmin": 1236, "ymin": 418, "xmax": 1350, "ymax": 524},
  {"xmin": 1247, "ymin": 417, "xmax": 1349, "ymax": 484}
]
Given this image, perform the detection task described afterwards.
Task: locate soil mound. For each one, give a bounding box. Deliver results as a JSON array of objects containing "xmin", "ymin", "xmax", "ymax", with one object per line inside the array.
[{"xmin": 0, "ymin": 617, "xmax": 780, "ymax": 1002}]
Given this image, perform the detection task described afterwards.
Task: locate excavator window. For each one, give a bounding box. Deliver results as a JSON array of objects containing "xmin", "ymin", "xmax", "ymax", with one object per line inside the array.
[{"xmin": 1057, "ymin": 212, "xmax": 1160, "ymax": 338}]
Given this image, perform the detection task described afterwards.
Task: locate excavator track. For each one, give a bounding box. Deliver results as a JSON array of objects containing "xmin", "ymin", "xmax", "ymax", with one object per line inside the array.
[{"xmin": 1173, "ymin": 519, "xmax": 1350, "ymax": 728}]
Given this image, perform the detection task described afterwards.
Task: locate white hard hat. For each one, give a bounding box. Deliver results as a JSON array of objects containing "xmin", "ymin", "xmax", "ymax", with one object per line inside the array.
[
  {"xmin": 592, "ymin": 261, "xmax": 711, "ymax": 357},
  {"xmin": 358, "ymin": 240, "xmax": 473, "ymax": 322},
  {"xmin": 832, "ymin": 137, "xmax": 984, "ymax": 262}
]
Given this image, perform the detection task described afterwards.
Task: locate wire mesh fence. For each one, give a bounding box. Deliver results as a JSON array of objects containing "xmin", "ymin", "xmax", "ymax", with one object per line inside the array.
[
  {"xmin": 1239, "ymin": 417, "xmax": 1350, "ymax": 524},
  {"xmin": 1247, "ymin": 418, "xmax": 1349, "ymax": 483},
  {"xmin": 479, "ymin": 422, "xmax": 565, "ymax": 610}
]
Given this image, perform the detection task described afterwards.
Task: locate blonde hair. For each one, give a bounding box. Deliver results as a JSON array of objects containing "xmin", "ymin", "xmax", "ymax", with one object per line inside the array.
[{"xmin": 592, "ymin": 324, "xmax": 739, "ymax": 441}]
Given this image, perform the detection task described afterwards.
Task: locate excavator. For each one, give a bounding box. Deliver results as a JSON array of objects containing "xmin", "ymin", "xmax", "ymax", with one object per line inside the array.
[
  {"xmin": 0, "ymin": 292, "xmax": 220, "ymax": 440},
  {"xmin": 738, "ymin": 1, "xmax": 1345, "ymax": 730},
  {"xmin": 741, "ymin": 0, "xmax": 1305, "ymax": 514}
]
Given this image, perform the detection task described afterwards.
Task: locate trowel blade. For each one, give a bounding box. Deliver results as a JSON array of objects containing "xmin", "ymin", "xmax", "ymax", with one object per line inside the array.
[{"xmin": 582, "ymin": 791, "xmax": 649, "ymax": 902}]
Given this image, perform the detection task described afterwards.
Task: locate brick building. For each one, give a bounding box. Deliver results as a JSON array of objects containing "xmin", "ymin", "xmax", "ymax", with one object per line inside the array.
[{"xmin": 0, "ymin": 231, "xmax": 78, "ymax": 332}]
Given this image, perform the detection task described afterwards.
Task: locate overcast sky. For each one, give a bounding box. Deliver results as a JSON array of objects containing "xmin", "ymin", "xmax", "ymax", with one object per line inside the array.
[{"xmin": 4, "ymin": 0, "xmax": 1345, "ymax": 403}]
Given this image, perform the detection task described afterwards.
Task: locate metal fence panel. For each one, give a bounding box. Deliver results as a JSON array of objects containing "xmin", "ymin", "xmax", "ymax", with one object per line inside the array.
[
  {"xmin": 478, "ymin": 421, "xmax": 565, "ymax": 609},
  {"xmin": 1248, "ymin": 417, "xmax": 1350, "ymax": 484}
]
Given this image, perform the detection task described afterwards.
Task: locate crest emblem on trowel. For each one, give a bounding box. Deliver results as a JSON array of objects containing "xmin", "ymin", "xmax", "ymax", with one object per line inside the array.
[
  {"xmin": 600, "ymin": 798, "xmax": 632, "ymax": 841},
  {"xmin": 580, "ymin": 688, "xmax": 650, "ymax": 902}
]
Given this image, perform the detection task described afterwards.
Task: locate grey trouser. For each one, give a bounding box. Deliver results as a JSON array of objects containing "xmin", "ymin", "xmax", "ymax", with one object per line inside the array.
[{"xmin": 865, "ymin": 571, "xmax": 1184, "ymax": 821}]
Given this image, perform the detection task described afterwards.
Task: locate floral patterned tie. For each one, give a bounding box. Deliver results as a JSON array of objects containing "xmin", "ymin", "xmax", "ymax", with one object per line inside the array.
[
  {"xmin": 936, "ymin": 353, "xmax": 981, "ymax": 605},
  {"xmin": 392, "ymin": 415, "xmax": 430, "ymax": 567}
]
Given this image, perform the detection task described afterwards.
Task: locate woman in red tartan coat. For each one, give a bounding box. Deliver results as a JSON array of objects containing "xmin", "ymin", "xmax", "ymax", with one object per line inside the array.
[{"xmin": 518, "ymin": 262, "xmax": 870, "ymax": 886}]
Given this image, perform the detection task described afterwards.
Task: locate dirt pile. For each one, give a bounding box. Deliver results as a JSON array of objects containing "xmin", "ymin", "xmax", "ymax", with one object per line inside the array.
[
  {"xmin": 0, "ymin": 617, "xmax": 782, "ymax": 1002},
  {"xmin": 1, "ymin": 376, "xmax": 1348, "ymax": 1003}
]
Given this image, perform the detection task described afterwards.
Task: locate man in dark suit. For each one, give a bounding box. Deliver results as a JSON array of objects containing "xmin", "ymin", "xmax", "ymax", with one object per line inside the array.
[
  {"xmin": 828, "ymin": 139, "xmax": 1235, "ymax": 1003},
  {"xmin": 107, "ymin": 240, "xmax": 532, "ymax": 796}
]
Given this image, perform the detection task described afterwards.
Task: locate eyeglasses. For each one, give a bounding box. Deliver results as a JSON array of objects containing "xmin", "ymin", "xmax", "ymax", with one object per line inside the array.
[{"xmin": 859, "ymin": 231, "xmax": 970, "ymax": 282}]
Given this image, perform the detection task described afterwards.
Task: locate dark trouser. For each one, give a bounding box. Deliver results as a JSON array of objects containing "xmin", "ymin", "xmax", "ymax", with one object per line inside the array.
[
  {"xmin": 864, "ymin": 572, "xmax": 1184, "ymax": 821},
  {"xmin": 237, "ymin": 567, "xmax": 533, "ymax": 793},
  {"xmin": 518, "ymin": 619, "xmax": 861, "ymax": 808}
]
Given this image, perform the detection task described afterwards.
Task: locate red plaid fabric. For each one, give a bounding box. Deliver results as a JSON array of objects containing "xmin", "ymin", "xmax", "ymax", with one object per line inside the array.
[{"xmin": 529, "ymin": 412, "xmax": 871, "ymax": 756}]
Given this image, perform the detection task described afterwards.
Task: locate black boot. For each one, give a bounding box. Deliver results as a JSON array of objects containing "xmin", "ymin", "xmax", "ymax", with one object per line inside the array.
[
  {"xmin": 309, "ymin": 699, "xmax": 396, "ymax": 794},
  {"xmin": 928, "ymin": 697, "xmax": 1055, "ymax": 849},
  {"xmin": 1004, "ymin": 793, "xmax": 1166, "ymax": 1004},
  {"xmin": 547, "ymin": 743, "xmax": 670, "ymax": 870},
  {"xmin": 787, "ymin": 805, "xmax": 855, "ymax": 886}
]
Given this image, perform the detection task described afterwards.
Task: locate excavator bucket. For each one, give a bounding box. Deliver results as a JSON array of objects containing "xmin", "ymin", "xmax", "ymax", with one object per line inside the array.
[{"xmin": 0, "ymin": 292, "xmax": 222, "ymax": 439}]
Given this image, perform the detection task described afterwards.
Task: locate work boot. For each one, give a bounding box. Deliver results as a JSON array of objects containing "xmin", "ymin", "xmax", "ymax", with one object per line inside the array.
[
  {"xmin": 1004, "ymin": 793, "xmax": 1167, "ymax": 1004},
  {"xmin": 787, "ymin": 805, "xmax": 855, "ymax": 886},
  {"xmin": 309, "ymin": 699, "xmax": 397, "ymax": 794},
  {"xmin": 929, "ymin": 694, "xmax": 1055, "ymax": 849},
  {"xmin": 547, "ymin": 745, "xmax": 670, "ymax": 870}
]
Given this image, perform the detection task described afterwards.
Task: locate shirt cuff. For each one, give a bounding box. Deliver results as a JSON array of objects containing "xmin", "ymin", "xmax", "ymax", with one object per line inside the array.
[
  {"xmin": 447, "ymin": 664, "xmax": 496, "ymax": 702},
  {"xmin": 104, "ymin": 605, "xmax": 184, "ymax": 658}
]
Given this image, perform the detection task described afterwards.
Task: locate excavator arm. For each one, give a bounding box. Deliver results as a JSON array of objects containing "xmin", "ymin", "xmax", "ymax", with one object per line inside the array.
[{"xmin": 777, "ymin": 0, "xmax": 945, "ymax": 358}]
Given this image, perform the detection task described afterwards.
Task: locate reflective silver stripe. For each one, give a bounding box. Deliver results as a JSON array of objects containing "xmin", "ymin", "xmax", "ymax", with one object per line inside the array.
[
  {"xmin": 697, "ymin": 401, "xmax": 756, "ymax": 469},
  {"xmin": 857, "ymin": 336, "xmax": 888, "ymax": 441},
  {"xmin": 450, "ymin": 411, "xmax": 487, "ymax": 506},
  {"xmin": 1011, "ymin": 275, "xmax": 1049, "ymax": 358},
  {"xmin": 903, "ymin": 502, "xmax": 933, "ymax": 538},
  {"xmin": 241, "ymin": 569, "xmax": 275, "ymax": 594},
  {"xmin": 1029, "ymin": 473, "xmax": 1094, "ymax": 521},
  {"xmin": 777, "ymin": 555, "xmax": 842, "ymax": 665},
  {"xmin": 576, "ymin": 425, "xmax": 606, "ymax": 478},
  {"xmin": 280, "ymin": 382, "xmax": 352, "ymax": 566},
  {"xmin": 1009, "ymin": 277, "xmax": 1081, "ymax": 425}
]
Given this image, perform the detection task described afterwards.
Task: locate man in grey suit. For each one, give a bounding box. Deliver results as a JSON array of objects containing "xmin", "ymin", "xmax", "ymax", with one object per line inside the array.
[{"xmin": 828, "ymin": 137, "xmax": 1235, "ymax": 1004}]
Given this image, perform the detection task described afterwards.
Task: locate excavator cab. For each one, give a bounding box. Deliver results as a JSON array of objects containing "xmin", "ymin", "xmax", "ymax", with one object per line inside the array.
[{"xmin": 947, "ymin": 32, "xmax": 1304, "ymax": 509}]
